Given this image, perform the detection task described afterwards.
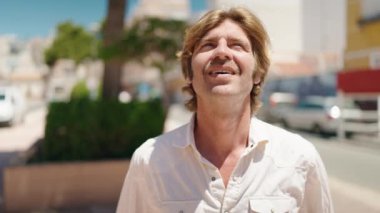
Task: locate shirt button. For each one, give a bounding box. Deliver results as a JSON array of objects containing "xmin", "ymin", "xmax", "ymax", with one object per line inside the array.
[{"xmin": 211, "ymin": 176, "xmax": 216, "ymax": 181}]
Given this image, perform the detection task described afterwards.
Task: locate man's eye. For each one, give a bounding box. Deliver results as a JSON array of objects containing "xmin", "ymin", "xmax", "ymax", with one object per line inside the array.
[
  {"xmin": 230, "ymin": 43, "xmax": 244, "ymax": 50},
  {"xmin": 195, "ymin": 43, "xmax": 215, "ymax": 52},
  {"xmin": 201, "ymin": 43, "xmax": 214, "ymax": 49}
]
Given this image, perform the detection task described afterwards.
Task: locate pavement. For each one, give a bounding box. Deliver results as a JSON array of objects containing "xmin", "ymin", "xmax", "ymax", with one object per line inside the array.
[
  {"xmin": 0, "ymin": 107, "xmax": 45, "ymax": 152},
  {"xmin": 1, "ymin": 103, "xmax": 379, "ymax": 212},
  {"xmin": 302, "ymin": 133, "xmax": 380, "ymax": 212}
]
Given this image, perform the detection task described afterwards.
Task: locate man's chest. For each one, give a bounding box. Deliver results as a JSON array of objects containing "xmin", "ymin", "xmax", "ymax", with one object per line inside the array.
[{"xmin": 150, "ymin": 155, "xmax": 308, "ymax": 213}]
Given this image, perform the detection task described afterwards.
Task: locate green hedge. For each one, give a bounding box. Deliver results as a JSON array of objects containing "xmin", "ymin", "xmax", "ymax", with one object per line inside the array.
[{"xmin": 37, "ymin": 98, "xmax": 164, "ymax": 162}]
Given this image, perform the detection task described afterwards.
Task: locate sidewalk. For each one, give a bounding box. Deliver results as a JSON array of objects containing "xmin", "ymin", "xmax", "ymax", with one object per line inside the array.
[
  {"xmin": 0, "ymin": 107, "xmax": 45, "ymax": 152},
  {"xmin": 329, "ymin": 176, "xmax": 380, "ymax": 213},
  {"xmin": 308, "ymin": 134, "xmax": 380, "ymax": 212}
]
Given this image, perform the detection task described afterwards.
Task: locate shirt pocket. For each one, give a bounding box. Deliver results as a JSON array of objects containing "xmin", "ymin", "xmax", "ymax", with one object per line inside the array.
[
  {"xmin": 161, "ymin": 200, "xmax": 201, "ymax": 213},
  {"xmin": 249, "ymin": 197, "xmax": 295, "ymax": 213}
]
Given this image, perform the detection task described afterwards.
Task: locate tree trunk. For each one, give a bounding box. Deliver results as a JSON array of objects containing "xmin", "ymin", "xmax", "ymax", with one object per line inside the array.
[{"xmin": 102, "ymin": 0, "xmax": 126, "ymax": 100}]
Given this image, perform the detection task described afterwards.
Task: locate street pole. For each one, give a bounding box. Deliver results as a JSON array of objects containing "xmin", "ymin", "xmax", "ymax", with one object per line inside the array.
[
  {"xmin": 377, "ymin": 95, "xmax": 380, "ymax": 139},
  {"xmin": 337, "ymin": 91, "xmax": 345, "ymax": 141}
]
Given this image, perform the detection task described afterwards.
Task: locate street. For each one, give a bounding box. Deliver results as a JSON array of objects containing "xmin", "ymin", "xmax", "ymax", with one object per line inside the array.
[
  {"xmin": 303, "ymin": 133, "xmax": 380, "ymax": 212},
  {"xmin": 0, "ymin": 105, "xmax": 379, "ymax": 212}
]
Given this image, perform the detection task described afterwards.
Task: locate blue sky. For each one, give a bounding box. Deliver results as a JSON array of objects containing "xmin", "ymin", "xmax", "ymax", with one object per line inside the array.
[{"xmin": 0, "ymin": 0, "xmax": 206, "ymax": 39}]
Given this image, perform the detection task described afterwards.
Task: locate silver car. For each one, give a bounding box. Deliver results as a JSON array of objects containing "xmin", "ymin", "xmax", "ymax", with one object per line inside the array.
[
  {"xmin": 257, "ymin": 92, "xmax": 297, "ymax": 123},
  {"xmin": 275, "ymin": 96, "xmax": 358, "ymax": 135}
]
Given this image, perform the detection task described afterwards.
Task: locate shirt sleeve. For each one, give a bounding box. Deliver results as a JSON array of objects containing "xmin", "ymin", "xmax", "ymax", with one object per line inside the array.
[
  {"xmin": 300, "ymin": 149, "xmax": 334, "ymax": 213},
  {"xmin": 116, "ymin": 150, "xmax": 156, "ymax": 213}
]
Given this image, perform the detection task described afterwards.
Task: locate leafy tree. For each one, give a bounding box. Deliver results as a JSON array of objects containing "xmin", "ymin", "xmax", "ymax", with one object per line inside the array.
[
  {"xmin": 103, "ymin": 17, "xmax": 186, "ymax": 66},
  {"xmin": 44, "ymin": 21, "xmax": 98, "ymax": 67},
  {"xmin": 101, "ymin": 17, "xmax": 187, "ymax": 110}
]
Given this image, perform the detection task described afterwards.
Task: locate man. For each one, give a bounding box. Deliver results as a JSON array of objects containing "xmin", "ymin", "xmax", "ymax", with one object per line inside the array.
[{"xmin": 117, "ymin": 7, "xmax": 333, "ymax": 213}]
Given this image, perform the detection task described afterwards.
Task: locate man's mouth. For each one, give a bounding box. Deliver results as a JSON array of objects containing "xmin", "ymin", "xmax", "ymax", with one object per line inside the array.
[{"xmin": 208, "ymin": 70, "xmax": 236, "ymax": 76}]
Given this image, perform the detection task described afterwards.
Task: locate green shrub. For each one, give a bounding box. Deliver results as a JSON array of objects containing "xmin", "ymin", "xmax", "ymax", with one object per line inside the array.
[
  {"xmin": 38, "ymin": 98, "xmax": 164, "ymax": 162},
  {"xmin": 70, "ymin": 80, "xmax": 90, "ymax": 100}
]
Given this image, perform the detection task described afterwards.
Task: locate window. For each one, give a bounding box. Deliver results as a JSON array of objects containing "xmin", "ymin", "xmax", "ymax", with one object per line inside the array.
[
  {"xmin": 370, "ymin": 51, "xmax": 380, "ymax": 69},
  {"xmin": 361, "ymin": 0, "xmax": 380, "ymax": 19}
]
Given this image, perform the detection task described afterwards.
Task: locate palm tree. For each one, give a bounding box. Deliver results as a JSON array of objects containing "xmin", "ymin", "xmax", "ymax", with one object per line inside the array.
[
  {"xmin": 102, "ymin": 0, "xmax": 127, "ymax": 100},
  {"xmin": 116, "ymin": 17, "xmax": 187, "ymax": 112}
]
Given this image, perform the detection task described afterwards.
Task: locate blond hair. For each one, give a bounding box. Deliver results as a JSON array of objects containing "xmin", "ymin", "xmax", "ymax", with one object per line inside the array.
[{"xmin": 179, "ymin": 7, "xmax": 270, "ymax": 114}]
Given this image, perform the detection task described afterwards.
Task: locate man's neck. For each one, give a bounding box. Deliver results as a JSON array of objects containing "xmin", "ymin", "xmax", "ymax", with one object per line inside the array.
[{"xmin": 194, "ymin": 99, "xmax": 251, "ymax": 168}]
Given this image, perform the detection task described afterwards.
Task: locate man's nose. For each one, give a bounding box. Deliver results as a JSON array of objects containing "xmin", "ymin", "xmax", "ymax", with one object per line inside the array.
[{"xmin": 212, "ymin": 41, "xmax": 232, "ymax": 61}]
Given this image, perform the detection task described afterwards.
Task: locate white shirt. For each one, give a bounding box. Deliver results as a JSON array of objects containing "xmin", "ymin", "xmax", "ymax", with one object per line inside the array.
[{"xmin": 117, "ymin": 117, "xmax": 333, "ymax": 213}]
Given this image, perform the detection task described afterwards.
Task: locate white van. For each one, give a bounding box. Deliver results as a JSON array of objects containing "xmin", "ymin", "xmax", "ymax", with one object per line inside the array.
[{"xmin": 0, "ymin": 86, "xmax": 26, "ymax": 126}]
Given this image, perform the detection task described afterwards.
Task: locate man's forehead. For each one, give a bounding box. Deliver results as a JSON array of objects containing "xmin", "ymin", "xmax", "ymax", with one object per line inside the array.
[{"xmin": 199, "ymin": 20, "xmax": 250, "ymax": 42}]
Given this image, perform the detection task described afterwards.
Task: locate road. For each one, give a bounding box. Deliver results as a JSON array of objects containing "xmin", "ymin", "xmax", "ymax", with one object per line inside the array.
[
  {"xmin": 0, "ymin": 104, "xmax": 379, "ymax": 212},
  {"xmin": 303, "ymin": 133, "xmax": 380, "ymax": 213}
]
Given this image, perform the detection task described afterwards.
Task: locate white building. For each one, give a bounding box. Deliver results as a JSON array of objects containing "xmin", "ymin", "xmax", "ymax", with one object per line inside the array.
[
  {"xmin": 0, "ymin": 35, "xmax": 19, "ymax": 78},
  {"xmin": 0, "ymin": 35, "xmax": 48, "ymax": 99},
  {"xmin": 132, "ymin": 0, "xmax": 190, "ymax": 20}
]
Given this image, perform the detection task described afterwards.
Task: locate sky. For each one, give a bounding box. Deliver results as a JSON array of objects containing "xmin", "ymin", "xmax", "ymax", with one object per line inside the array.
[{"xmin": 0, "ymin": 0, "xmax": 206, "ymax": 39}]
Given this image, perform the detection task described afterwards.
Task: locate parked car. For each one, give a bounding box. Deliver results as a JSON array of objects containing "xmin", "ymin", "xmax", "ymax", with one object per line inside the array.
[
  {"xmin": 0, "ymin": 86, "xmax": 26, "ymax": 126},
  {"xmin": 257, "ymin": 92, "xmax": 297, "ymax": 123},
  {"xmin": 273, "ymin": 96, "xmax": 370, "ymax": 135},
  {"xmin": 259, "ymin": 73, "xmax": 336, "ymax": 122},
  {"xmin": 260, "ymin": 73, "xmax": 378, "ymax": 136}
]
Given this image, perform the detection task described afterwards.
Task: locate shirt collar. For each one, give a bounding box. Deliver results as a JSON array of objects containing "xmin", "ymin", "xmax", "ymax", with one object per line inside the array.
[
  {"xmin": 249, "ymin": 117, "xmax": 271, "ymax": 146},
  {"xmin": 171, "ymin": 114, "xmax": 196, "ymax": 148},
  {"xmin": 172, "ymin": 115, "xmax": 270, "ymax": 149}
]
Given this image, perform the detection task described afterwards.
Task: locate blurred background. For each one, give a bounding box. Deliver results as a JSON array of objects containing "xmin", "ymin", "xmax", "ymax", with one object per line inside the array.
[{"xmin": 0, "ymin": 0, "xmax": 379, "ymax": 212}]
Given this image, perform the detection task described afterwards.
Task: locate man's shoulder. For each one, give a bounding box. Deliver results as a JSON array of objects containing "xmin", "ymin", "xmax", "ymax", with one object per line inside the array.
[
  {"xmin": 255, "ymin": 119, "xmax": 319, "ymax": 164},
  {"xmin": 131, "ymin": 122, "xmax": 190, "ymax": 163},
  {"xmin": 257, "ymin": 118, "xmax": 314, "ymax": 146}
]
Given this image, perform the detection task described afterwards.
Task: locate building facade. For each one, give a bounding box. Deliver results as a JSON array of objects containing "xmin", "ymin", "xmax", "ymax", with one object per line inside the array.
[
  {"xmin": 344, "ymin": 0, "xmax": 380, "ymax": 69},
  {"xmin": 0, "ymin": 36, "xmax": 48, "ymax": 99},
  {"xmin": 132, "ymin": 0, "xmax": 189, "ymax": 20}
]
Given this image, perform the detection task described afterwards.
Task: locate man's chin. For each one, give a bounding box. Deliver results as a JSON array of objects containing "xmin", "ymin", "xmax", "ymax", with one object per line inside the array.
[{"xmin": 209, "ymin": 86, "xmax": 238, "ymax": 96}]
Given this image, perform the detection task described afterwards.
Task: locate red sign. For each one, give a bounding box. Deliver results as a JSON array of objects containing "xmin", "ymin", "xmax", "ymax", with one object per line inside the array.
[{"xmin": 337, "ymin": 69, "xmax": 380, "ymax": 93}]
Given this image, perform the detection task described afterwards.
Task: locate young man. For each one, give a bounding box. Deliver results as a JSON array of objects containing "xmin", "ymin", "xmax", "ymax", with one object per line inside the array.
[{"xmin": 117, "ymin": 7, "xmax": 333, "ymax": 213}]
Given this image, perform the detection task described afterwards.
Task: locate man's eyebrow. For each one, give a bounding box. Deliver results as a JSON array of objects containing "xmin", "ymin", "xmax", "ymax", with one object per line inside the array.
[
  {"xmin": 199, "ymin": 37, "xmax": 217, "ymax": 43},
  {"xmin": 228, "ymin": 37, "xmax": 250, "ymax": 44},
  {"xmin": 199, "ymin": 36, "xmax": 248, "ymax": 43}
]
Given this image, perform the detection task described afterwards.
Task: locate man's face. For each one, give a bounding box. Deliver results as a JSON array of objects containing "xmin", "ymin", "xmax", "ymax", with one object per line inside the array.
[{"xmin": 190, "ymin": 19, "xmax": 258, "ymax": 103}]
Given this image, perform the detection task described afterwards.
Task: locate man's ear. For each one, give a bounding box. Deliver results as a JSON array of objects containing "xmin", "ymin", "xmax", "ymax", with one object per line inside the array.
[
  {"xmin": 253, "ymin": 74, "xmax": 261, "ymax": 85},
  {"xmin": 186, "ymin": 78, "xmax": 192, "ymax": 84}
]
